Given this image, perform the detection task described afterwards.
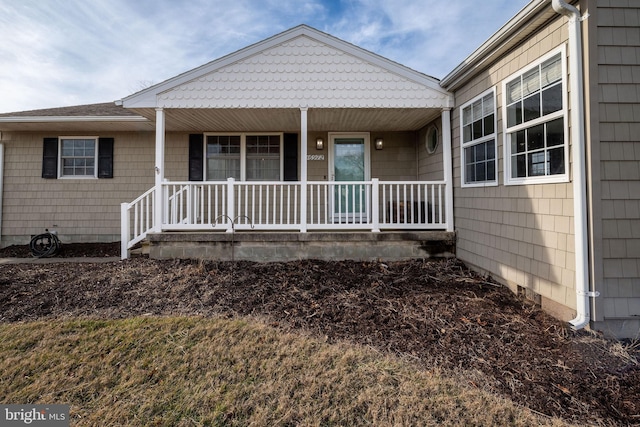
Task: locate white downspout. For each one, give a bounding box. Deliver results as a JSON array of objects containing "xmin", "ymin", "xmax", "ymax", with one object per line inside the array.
[
  {"xmin": 0, "ymin": 143, "xmax": 4, "ymax": 244},
  {"xmin": 552, "ymin": 0, "xmax": 595, "ymax": 330}
]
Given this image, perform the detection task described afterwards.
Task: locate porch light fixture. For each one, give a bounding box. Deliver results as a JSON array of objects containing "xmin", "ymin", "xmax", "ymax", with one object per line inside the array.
[
  {"xmin": 375, "ymin": 138, "xmax": 384, "ymax": 150},
  {"xmin": 316, "ymin": 137, "xmax": 324, "ymax": 150}
]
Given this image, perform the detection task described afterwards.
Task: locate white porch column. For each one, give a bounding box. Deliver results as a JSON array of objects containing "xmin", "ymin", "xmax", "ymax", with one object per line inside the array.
[
  {"xmin": 442, "ymin": 108, "xmax": 454, "ymax": 232},
  {"xmin": 300, "ymin": 107, "xmax": 308, "ymax": 232},
  {"xmin": 154, "ymin": 108, "xmax": 165, "ymax": 232}
]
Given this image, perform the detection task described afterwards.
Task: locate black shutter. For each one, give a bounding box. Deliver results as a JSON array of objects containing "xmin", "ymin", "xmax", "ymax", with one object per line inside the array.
[
  {"xmin": 283, "ymin": 133, "xmax": 298, "ymax": 181},
  {"xmin": 42, "ymin": 138, "xmax": 58, "ymax": 179},
  {"xmin": 98, "ymin": 137, "xmax": 114, "ymax": 178},
  {"xmin": 189, "ymin": 134, "xmax": 204, "ymax": 181}
]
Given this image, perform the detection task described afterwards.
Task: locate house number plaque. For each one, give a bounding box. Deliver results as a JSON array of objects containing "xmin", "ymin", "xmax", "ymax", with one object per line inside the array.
[{"xmin": 307, "ymin": 155, "xmax": 325, "ymax": 161}]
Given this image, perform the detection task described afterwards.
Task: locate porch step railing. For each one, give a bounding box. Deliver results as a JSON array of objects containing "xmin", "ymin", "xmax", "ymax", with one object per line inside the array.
[
  {"xmin": 121, "ymin": 178, "xmax": 448, "ymax": 258},
  {"xmin": 120, "ymin": 186, "xmax": 156, "ymax": 258}
]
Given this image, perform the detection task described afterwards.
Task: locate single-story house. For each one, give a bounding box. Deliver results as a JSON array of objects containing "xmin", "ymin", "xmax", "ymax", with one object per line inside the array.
[{"xmin": 0, "ymin": 0, "xmax": 638, "ymax": 338}]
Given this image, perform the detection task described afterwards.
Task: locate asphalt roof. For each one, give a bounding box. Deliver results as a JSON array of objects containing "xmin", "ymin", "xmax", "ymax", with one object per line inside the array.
[{"xmin": 0, "ymin": 102, "xmax": 137, "ymax": 118}]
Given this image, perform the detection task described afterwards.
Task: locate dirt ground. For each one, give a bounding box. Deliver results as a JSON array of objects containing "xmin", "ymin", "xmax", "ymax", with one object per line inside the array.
[{"xmin": 0, "ymin": 243, "xmax": 638, "ymax": 426}]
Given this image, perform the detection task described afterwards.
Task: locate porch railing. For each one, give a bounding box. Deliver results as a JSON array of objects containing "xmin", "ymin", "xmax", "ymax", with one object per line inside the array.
[{"xmin": 121, "ymin": 178, "xmax": 448, "ymax": 258}]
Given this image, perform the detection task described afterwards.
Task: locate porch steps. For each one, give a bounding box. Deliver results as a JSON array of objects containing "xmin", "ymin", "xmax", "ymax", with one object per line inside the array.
[{"xmin": 146, "ymin": 231, "xmax": 456, "ymax": 262}]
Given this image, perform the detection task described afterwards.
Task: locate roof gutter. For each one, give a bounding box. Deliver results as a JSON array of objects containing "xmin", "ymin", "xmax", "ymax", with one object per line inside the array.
[
  {"xmin": 552, "ymin": 0, "xmax": 596, "ymax": 330},
  {"xmin": 0, "ymin": 116, "xmax": 148, "ymax": 123}
]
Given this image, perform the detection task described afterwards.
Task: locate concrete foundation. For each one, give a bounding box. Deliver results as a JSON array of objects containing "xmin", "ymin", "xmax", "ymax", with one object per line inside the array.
[{"xmin": 146, "ymin": 231, "xmax": 456, "ymax": 262}]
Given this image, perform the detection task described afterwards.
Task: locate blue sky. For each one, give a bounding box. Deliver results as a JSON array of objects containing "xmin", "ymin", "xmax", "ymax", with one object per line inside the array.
[{"xmin": 0, "ymin": 0, "xmax": 530, "ymax": 113}]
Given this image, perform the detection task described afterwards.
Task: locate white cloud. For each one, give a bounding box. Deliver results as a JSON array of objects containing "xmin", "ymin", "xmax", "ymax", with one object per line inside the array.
[{"xmin": 0, "ymin": 0, "xmax": 529, "ymax": 113}]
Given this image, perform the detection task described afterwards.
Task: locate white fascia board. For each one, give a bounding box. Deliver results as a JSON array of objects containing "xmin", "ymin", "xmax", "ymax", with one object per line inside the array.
[
  {"xmin": 0, "ymin": 116, "xmax": 149, "ymax": 123},
  {"xmin": 121, "ymin": 25, "xmax": 454, "ymax": 108},
  {"xmin": 440, "ymin": 0, "xmax": 550, "ymax": 90}
]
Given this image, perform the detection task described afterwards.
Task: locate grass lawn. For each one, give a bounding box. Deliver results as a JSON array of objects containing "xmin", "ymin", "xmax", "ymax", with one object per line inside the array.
[{"xmin": 0, "ymin": 316, "xmax": 571, "ymax": 426}]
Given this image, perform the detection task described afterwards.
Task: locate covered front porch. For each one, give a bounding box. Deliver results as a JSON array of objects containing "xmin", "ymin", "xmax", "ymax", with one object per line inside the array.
[{"xmin": 118, "ymin": 25, "xmax": 455, "ymax": 260}]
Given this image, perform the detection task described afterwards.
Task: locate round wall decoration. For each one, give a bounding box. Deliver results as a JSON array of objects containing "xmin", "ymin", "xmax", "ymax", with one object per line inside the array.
[{"xmin": 426, "ymin": 125, "xmax": 439, "ymax": 154}]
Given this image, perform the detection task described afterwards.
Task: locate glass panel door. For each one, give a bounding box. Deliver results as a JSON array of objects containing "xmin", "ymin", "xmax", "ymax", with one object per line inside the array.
[{"xmin": 332, "ymin": 137, "xmax": 367, "ymax": 221}]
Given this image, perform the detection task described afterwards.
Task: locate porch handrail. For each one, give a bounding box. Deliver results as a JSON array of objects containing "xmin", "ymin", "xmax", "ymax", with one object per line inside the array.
[
  {"xmin": 121, "ymin": 179, "xmax": 449, "ymax": 259},
  {"xmin": 120, "ymin": 186, "xmax": 156, "ymax": 259}
]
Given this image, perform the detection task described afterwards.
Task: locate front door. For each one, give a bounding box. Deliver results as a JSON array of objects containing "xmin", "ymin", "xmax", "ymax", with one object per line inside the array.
[{"xmin": 328, "ymin": 133, "xmax": 371, "ymax": 222}]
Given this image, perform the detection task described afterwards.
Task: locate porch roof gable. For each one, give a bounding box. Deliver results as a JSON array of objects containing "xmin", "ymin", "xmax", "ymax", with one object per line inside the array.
[{"xmin": 120, "ymin": 25, "xmax": 454, "ymax": 111}]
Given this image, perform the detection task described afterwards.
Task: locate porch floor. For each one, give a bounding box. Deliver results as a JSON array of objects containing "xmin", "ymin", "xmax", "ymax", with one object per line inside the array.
[{"xmin": 146, "ymin": 231, "xmax": 456, "ymax": 262}]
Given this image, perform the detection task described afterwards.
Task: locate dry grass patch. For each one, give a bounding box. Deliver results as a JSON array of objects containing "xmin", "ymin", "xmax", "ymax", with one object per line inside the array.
[{"xmin": 0, "ymin": 316, "xmax": 570, "ymax": 426}]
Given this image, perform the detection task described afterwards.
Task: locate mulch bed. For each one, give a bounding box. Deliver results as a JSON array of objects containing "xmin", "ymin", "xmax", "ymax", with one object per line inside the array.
[
  {"xmin": 0, "ymin": 242, "xmax": 120, "ymax": 258},
  {"xmin": 0, "ymin": 243, "xmax": 638, "ymax": 425}
]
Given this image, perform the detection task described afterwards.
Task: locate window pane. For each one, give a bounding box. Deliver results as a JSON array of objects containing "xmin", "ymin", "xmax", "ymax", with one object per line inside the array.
[
  {"xmin": 475, "ymin": 163, "xmax": 486, "ymax": 182},
  {"xmin": 541, "ymin": 54, "xmax": 562, "ymax": 87},
  {"xmin": 247, "ymin": 158, "xmax": 279, "ymax": 181},
  {"xmin": 523, "ymin": 93, "xmax": 541, "ymax": 122},
  {"xmin": 463, "ymin": 106, "xmax": 472, "ymax": 126},
  {"xmin": 472, "ymin": 119, "xmax": 483, "ymax": 140},
  {"xmin": 529, "ymin": 152, "xmax": 547, "ymax": 176},
  {"xmin": 547, "ymin": 118, "xmax": 564, "ymax": 147},
  {"xmin": 487, "ymin": 140, "xmax": 496, "ymax": 159},
  {"xmin": 468, "ymin": 144, "xmax": 476, "ymax": 162},
  {"xmin": 487, "ymin": 160, "xmax": 496, "ymax": 180},
  {"xmin": 466, "ymin": 162, "xmax": 475, "ymax": 183},
  {"xmin": 482, "ymin": 94, "xmax": 494, "ymax": 116},
  {"xmin": 527, "ymin": 124, "xmax": 545, "ymax": 151},
  {"xmin": 506, "ymin": 78, "xmax": 522, "ymax": 104},
  {"xmin": 522, "ymin": 67, "xmax": 540, "ymax": 97},
  {"xmin": 507, "ymin": 103, "xmax": 522, "ymax": 127},
  {"xmin": 207, "ymin": 158, "xmax": 240, "ymax": 180},
  {"xmin": 463, "ymin": 124, "xmax": 472, "ymax": 143},
  {"xmin": 513, "ymin": 130, "xmax": 526, "ymax": 153},
  {"xmin": 513, "ymin": 154, "xmax": 527, "ymax": 178},
  {"xmin": 475, "ymin": 144, "xmax": 486, "ymax": 161},
  {"xmin": 472, "ymin": 99, "xmax": 482, "ymax": 122},
  {"xmin": 484, "ymin": 114, "xmax": 494, "ymax": 136},
  {"xmin": 542, "ymin": 83, "xmax": 562, "ymax": 115},
  {"xmin": 549, "ymin": 147, "xmax": 565, "ymax": 175}
]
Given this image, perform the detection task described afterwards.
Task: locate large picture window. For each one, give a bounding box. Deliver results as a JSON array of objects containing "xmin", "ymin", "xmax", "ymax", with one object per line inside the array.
[
  {"xmin": 503, "ymin": 48, "xmax": 568, "ymax": 185},
  {"xmin": 205, "ymin": 133, "xmax": 282, "ymax": 181},
  {"xmin": 460, "ymin": 89, "xmax": 497, "ymax": 187}
]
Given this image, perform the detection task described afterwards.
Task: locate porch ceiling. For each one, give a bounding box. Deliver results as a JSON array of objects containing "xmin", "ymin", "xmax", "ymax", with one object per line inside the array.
[{"xmin": 131, "ymin": 107, "xmax": 441, "ymax": 133}]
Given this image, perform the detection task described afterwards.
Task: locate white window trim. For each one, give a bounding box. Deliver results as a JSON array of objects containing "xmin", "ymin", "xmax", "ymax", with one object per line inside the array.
[
  {"xmin": 502, "ymin": 46, "xmax": 569, "ymax": 186},
  {"xmin": 460, "ymin": 88, "xmax": 498, "ymax": 188},
  {"xmin": 58, "ymin": 136, "xmax": 99, "ymax": 179},
  {"xmin": 327, "ymin": 132, "xmax": 372, "ymax": 182},
  {"xmin": 203, "ymin": 132, "xmax": 283, "ymax": 181}
]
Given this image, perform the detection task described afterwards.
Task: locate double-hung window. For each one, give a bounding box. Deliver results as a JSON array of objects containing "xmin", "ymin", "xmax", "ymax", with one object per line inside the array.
[
  {"xmin": 503, "ymin": 48, "xmax": 568, "ymax": 185},
  {"xmin": 461, "ymin": 89, "xmax": 497, "ymax": 187},
  {"xmin": 205, "ymin": 133, "xmax": 282, "ymax": 181},
  {"xmin": 42, "ymin": 136, "xmax": 114, "ymax": 179},
  {"xmin": 60, "ymin": 137, "xmax": 97, "ymax": 177}
]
